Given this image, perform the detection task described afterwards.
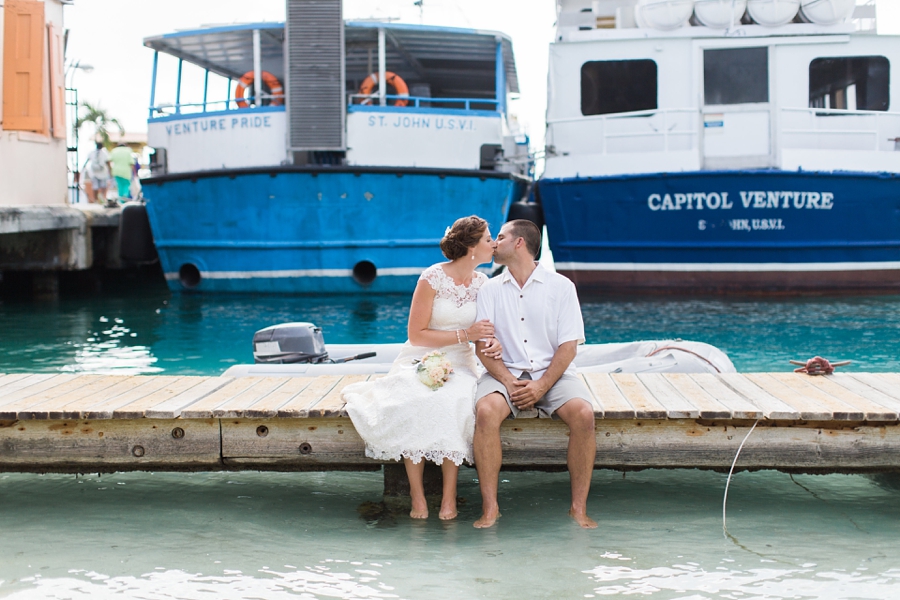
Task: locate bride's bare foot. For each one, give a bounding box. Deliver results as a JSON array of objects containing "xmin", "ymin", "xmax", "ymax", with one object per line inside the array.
[
  {"xmin": 473, "ymin": 508, "xmax": 501, "ymax": 528},
  {"xmin": 438, "ymin": 498, "xmax": 458, "ymax": 520},
  {"xmin": 410, "ymin": 498, "xmax": 429, "ymax": 519},
  {"xmin": 569, "ymin": 508, "xmax": 597, "ymax": 529}
]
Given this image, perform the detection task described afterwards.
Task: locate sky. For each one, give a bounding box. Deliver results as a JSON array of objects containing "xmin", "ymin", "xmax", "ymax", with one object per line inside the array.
[{"xmin": 63, "ymin": 0, "xmax": 900, "ymax": 153}]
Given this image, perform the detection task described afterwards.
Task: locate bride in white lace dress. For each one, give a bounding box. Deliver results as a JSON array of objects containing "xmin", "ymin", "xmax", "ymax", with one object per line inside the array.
[{"xmin": 342, "ymin": 216, "xmax": 501, "ymax": 520}]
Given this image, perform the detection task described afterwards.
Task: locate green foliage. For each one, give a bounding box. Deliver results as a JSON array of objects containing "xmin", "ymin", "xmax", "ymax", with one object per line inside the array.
[{"xmin": 75, "ymin": 101, "xmax": 124, "ymax": 147}]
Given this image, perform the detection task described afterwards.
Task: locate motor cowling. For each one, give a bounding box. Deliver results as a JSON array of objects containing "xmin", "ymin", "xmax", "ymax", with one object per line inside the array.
[{"xmin": 253, "ymin": 322, "xmax": 328, "ymax": 364}]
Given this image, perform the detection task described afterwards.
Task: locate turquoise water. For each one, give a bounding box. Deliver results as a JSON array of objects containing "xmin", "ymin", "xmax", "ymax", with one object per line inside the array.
[
  {"xmin": 3, "ymin": 281, "xmax": 900, "ymax": 598},
  {"xmin": 1, "ymin": 279, "xmax": 899, "ymax": 374},
  {"xmin": 1, "ymin": 469, "xmax": 899, "ymax": 598}
]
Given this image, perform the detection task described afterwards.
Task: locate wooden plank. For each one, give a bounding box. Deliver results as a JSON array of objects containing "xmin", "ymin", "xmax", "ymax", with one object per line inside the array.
[
  {"xmin": 0, "ymin": 418, "xmax": 220, "ymax": 469},
  {"xmin": 799, "ymin": 375, "xmax": 898, "ymax": 422},
  {"xmin": 309, "ymin": 374, "xmax": 371, "ymax": 418},
  {"xmin": 766, "ymin": 373, "xmax": 865, "ymax": 421},
  {"xmin": 609, "ymin": 374, "xmax": 667, "ymax": 419},
  {"xmin": 82, "ymin": 376, "xmax": 187, "ymax": 419},
  {"xmin": 636, "ymin": 374, "xmax": 699, "ymax": 419},
  {"xmin": 212, "ymin": 378, "xmax": 293, "ymax": 418},
  {"xmin": 141, "ymin": 377, "xmax": 234, "ymax": 419},
  {"xmin": 876, "ymin": 373, "xmax": 900, "ymax": 390},
  {"xmin": 0, "ymin": 374, "xmax": 77, "ymax": 410},
  {"xmin": 43, "ymin": 376, "xmax": 139, "ymax": 419},
  {"xmin": 689, "ymin": 374, "xmax": 763, "ymax": 419},
  {"xmin": 664, "ymin": 373, "xmax": 733, "ymax": 420},
  {"xmin": 178, "ymin": 377, "xmax": 260, "ymax": 419},
  {"xmin": 718, "ymin": 374, "xmax": 801, "ymax": 420},
  {"xmin": 243, "ymin": 377, "xmax": 316, "ymax": 418},
  {"xmin": 837, "ymin": 374, "xmax": 900, "ymax": 414},
  {"xmin": 846, "ymin": 373, "xmax": 900, "ymax": 403},
  {"xmin": 584, "ymin": 373, "xmax": 633, "ymax": 419},
  {"xmin": 0, "ymin": 375, "xmax": 108, "ymax": 420},
  {"xmin": 221, "ymin": 417, "xmax": 367, "ymax": 464},
  {"xmin": 277, "ymin": 375, "xmax": 342, "ymax": 418},
  {"xmin": 16, "ymin": 376, "xmax": 130, "ymax": 420},
  {"xmin": 577, "ymin": 374, "xmax": 605, "ymax": 418},
  {"xmin": 0, "ymin": 374, "xmax": 34, "ymax": 391},
  {"xmin": 741, "ymin": 374, "xmax": 833, "ymax": 420}
]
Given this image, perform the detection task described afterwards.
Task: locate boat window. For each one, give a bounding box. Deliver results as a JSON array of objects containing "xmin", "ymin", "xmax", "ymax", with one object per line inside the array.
[
  {"xmin": 580, "ymin": 60, "xmax": 658, "ymax": 116},
  {"xmin": 703, "ymin": 47, "xmax": 769, "ymax": 105},
  {"xmin": 809, "ymin": 56, "xmax": 890, "ymax": 111}
]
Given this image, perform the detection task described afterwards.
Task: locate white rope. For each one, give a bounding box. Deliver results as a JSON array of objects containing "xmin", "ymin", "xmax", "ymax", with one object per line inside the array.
[{"xmin": 723, "ymin": 419, "xmax": 761, "ymax": 534}]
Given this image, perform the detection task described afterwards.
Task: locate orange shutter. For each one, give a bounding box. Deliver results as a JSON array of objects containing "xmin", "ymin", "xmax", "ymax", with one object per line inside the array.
[
  {"xmin": 2, "ymin": 0, "xmax": 45, "ymax": 132},
  {"xmin": 48, "ymin": 23, "xmax": 65, "ymax": 139}
]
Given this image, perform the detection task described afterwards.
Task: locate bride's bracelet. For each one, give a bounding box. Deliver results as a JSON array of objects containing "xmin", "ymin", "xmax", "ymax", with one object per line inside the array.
[
  {"xmin": 456, "ymin": 329, "xmax": 462, "ymax": 344},
  {"xmin": 463, "ymin": 329, "xmax": 470, "ymax": 343}
]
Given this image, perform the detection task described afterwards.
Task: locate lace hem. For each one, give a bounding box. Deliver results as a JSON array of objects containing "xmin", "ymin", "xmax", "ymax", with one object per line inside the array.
[{"xmin": 364, "ymin": 445, "xmax": 473, "ymax": 467}]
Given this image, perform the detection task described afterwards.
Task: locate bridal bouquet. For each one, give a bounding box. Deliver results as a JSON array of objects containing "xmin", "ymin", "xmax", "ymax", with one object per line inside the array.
[{"xmin": 415, "ymin": 351, "xmax": 453, "ymax": 391}]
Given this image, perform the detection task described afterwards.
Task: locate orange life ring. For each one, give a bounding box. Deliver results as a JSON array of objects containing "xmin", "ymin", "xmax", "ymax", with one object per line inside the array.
[
  {"xmin": 234, "ymin": 71, "xmax": 284, "ymax": 108},
  {"xmin": 358, "ymin": 71, "xmax": 409, "ymax": 107}
]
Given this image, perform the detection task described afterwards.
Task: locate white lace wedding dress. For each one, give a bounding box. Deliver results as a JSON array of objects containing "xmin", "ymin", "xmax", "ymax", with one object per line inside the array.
[{"xmin": 342, "ymin": 264, "xmax": 486, "ymax": 466}]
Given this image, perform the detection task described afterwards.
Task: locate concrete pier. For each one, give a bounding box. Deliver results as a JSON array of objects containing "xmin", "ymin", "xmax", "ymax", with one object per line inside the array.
[{"xmin": 0, "ymin": 205, "xmax": 122, "ymax": 297}]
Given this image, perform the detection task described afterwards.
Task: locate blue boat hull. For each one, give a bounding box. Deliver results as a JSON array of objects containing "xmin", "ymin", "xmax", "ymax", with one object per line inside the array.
[
  {"xmin": 142, "ymin": 167, "xmax": 524, "ymax": 293},
  {"xmin": 539, "ymin": 170, "xmax": 900, "ymax": 294}
]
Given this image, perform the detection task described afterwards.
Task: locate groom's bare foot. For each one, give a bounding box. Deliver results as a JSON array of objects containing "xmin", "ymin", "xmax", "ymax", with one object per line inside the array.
[
  {"xmin": 569, "ymin": 508, "xmax": 597, "ymax": 529},
  {"xmin": 473, "ymin": 508, "xmax": 501, "ymax": 528}
]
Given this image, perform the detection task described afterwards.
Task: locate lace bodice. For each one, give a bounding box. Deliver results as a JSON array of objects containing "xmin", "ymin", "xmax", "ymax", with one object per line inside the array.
[{"xmin": 420, "ymin": 264, "xmax": 487, "ymax": 331}]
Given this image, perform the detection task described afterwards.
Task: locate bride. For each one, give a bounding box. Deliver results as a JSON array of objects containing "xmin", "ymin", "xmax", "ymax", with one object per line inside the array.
[{"xmin": 342, "ymin": 215, "xmax": 500, "ymax": 520}]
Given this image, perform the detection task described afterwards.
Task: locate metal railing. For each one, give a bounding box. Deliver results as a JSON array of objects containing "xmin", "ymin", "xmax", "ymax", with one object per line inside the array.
[
  {"xmin": 347, "ymin": 94, "xmax": 500, "ymax": 111},
  {"xmin": 547, "ymin": 108, "xmax": 700, "ymax": 154},
  {"xmin": 148, "ymin": 95, "xmax": 285, "ymax": 119},
  {"xmin": 546, "ymin": 106, "xmax": 900, "ymax": 156},
  {"xmin": 780, "ymin": 107, "xmax": 900, "ymax": 152}
]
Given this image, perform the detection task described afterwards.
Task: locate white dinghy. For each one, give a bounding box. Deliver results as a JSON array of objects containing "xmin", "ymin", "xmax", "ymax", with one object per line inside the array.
[{"xmin": 222, "ymin": 323, "xmax": 735, "ymax": 377}]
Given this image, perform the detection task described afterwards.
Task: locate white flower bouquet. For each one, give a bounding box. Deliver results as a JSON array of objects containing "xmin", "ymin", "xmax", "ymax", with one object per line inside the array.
[{"xmin": 414, "ymin": 350, "xmax": 453, "ymax": 391}]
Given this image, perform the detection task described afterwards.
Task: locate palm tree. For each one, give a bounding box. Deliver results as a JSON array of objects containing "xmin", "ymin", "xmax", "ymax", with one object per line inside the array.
[{"xmin": 75, "ymin": 101, "xmax": 124, "ymax": 146}]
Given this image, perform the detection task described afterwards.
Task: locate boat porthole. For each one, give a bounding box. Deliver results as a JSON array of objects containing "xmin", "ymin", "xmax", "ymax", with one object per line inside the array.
[
  {"xmin": 179, "ymin": 263, "xmax": 202, "ymax": 289},
  {"xmin": 352, "ymin": 261, "xmax": 377, "ymax": 285}
]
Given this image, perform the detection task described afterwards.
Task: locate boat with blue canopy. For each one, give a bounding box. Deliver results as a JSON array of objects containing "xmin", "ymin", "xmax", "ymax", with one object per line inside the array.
[{"xmin": 139, "ymin": 4, "xmax": 529, "ymax": 293}]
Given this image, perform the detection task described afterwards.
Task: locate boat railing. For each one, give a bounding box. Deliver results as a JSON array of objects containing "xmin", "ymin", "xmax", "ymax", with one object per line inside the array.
[
  {"xmin": 546, "ymin": 108, "xmax": 700, "ymax": 155},
  {"xmin": 347, "ymin": 94, "xmax": 500, "ymax": 112},
  {"xmin": 149, "ymin": 96, "xmax": 284, "ymax": 119},
  {"xmin": 779, "ymin": 107, "xmax": 900, "ymax": 152}
]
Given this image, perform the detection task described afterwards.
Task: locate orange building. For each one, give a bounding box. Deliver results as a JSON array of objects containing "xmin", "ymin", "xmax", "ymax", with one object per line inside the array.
[{"xmin": 1, "ymin": 0, "xmax": 68, "ymax": 207}]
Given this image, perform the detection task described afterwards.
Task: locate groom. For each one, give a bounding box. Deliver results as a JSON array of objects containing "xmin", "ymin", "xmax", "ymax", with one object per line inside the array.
[{"xmin": 472, "ymin": 219, "xmax": 597, "ymax": 529}]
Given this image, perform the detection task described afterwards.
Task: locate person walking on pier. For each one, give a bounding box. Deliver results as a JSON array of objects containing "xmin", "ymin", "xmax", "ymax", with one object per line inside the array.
[
  {"xmin": 82, "ymin": 141, "xmax": 110, "ymax": 204},
  {"xmin": 472, "ymin": 219, "xmax": 597, "ymax": 529},
  {"xmin": 342, "ymin": 216, "xmax": 502, "ymax": 521}
]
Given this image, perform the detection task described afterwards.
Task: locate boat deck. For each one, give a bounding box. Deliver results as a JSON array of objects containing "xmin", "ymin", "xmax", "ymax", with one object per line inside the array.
[{"xmin": 1, "ymin": 372, "xmax": 899, "ymax": 473}]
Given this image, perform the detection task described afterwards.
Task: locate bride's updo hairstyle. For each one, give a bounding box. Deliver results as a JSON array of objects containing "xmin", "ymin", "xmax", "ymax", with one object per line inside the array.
[{"xmin": 440, "ymin": 215, "xmax": 487, "ymax": 260}]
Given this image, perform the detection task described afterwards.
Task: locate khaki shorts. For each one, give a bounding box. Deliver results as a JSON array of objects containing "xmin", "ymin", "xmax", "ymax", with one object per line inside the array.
[{"xmin": 475, "ymin": 371, "xmax": 591, "ymax": 419}]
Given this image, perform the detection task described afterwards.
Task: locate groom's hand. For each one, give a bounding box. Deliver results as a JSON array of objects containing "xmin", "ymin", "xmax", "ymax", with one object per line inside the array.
[{"xmin": 509, "ymin": 380, "xmax": 548, "ymax": 410}]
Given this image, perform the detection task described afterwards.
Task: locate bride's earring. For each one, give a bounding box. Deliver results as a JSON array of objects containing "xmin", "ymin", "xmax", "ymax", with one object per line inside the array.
[{"xmin": 471, "ymin": 254, "xmax": 475, "ymax": 260}]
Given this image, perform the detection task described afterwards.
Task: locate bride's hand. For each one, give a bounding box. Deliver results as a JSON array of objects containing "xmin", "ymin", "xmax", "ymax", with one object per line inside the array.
[
  {"xmin": 467, "ymin": 320, "xmax": 494, "ymax": 341},
  {"xmin": 482, "ymin": 337, "xmax": 503, "ymax": 360}
]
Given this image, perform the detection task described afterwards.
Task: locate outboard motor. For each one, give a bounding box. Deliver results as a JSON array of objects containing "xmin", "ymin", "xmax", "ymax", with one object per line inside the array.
[
  {"xmin": 252, "ymin": 322, "xmax": 377, "ymax": 364},
  {"xmin": 253, "ymin": 322, "xmax": 328, "ymax": 364}
]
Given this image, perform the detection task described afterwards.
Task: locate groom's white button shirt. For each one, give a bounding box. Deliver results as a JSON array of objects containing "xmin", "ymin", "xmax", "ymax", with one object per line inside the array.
[{"xmin": 475, "ymin": 263, "xmax": 585, "ymax": 381}]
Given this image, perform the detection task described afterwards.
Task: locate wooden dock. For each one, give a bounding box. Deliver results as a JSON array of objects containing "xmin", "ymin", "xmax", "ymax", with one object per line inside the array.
[{"xmin": 2, "ymin": 372, "xmax": 900, "ymax": 474}]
